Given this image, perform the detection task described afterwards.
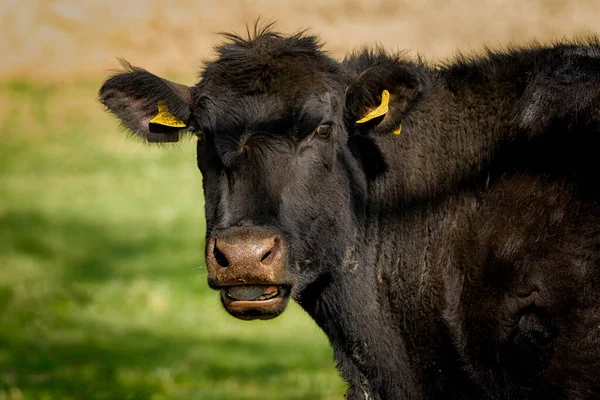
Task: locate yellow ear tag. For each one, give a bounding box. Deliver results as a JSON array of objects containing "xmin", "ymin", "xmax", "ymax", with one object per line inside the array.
[
  {"xmin": 356, "ymin": 90, "xmax": 390, "ymax": 123},
  {"xmin": 392, "ymin": 123, "xmax": 402, "ymax": 135},
  {"xmin": 149, "ymin": 101, "xmax": 186, "ymax": 128}
]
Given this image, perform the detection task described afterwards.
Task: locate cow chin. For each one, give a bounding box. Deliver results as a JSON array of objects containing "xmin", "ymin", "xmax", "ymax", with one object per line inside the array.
[{"xmin": 219, "ymin": 285, "xmax": 292, "ymax": 320}]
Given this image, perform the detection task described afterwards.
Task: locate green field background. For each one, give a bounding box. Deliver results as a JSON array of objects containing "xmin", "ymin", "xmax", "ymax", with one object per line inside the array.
[{"xmin": 3, "ymin": 1, "xmax": 600, "ymax": 398}]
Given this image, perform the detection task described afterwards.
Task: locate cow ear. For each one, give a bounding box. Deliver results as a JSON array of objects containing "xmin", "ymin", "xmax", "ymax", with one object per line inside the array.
[
  {"xmin": 343, "ymin": 57, "xmax": 430, "ymax": 136},
  {"xmin": 99, "ymin": 62, "xmax": 193, "ymax": 143}
]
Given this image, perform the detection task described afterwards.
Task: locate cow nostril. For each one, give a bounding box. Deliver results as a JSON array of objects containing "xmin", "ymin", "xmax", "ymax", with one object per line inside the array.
[
  {"xmin": 260, "ymin": 250, "xmax": 272, "ymax": 263},
  {"xmin": 213, "ymin": 242, "xmax": 229, "ymax": 268},
  {"xmin": 260, "ymin": 237, "xmax": 280, "ymax": 263}
]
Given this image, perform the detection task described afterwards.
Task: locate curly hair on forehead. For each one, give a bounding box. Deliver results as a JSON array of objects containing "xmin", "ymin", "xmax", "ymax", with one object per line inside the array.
[
  {"xmin": 216, "ymin": 20, "xmax": 322, "ymax": 54},
  {"xmin": 198, "ymin": 22, "xmax": 341, "ymax": 96}
]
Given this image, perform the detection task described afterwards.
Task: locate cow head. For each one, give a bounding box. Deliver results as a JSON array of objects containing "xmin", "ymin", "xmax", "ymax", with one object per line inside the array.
[{"xmin": 99, "ymin": 28, "xmax": 429, "ymax": 320}]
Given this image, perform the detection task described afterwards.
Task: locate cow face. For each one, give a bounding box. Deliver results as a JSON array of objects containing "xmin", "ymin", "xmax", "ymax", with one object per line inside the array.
[
  {"xmin": 191, "ymin": 34, "xmax": 370, "ymax": 320},
  {"xmin": 99, "ymin": 30, "xmax": 428, "ymax": 320},
  {"xmin": 101, "ymin": 31, "xmax": 365, "ymax": 320}
]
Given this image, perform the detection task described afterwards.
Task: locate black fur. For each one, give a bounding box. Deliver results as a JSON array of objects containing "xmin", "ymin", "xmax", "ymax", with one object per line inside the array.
[{"xmin": 99, "ymin": 27, "xmax": 600, "ymax": 399}]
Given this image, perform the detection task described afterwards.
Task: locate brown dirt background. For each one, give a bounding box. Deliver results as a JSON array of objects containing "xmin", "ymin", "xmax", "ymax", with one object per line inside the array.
[{"xmin": 3, "ymin": 0, "xmax": 600, "ymax": 82}]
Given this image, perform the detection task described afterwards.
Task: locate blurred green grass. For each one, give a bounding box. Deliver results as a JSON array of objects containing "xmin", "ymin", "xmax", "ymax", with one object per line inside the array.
[{"xmin": 0, "ymin": 80, "xmax": 345, "ymax": 399}]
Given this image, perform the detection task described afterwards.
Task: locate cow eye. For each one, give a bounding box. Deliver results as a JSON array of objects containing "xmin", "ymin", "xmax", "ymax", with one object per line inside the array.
[{"xmin": 316, "ymin": 123, "xmax": 331, "ymax": 139}]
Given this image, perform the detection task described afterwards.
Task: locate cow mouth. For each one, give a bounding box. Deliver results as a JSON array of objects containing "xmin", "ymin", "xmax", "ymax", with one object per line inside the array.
[{"xmin": 219, "ymin": 285, "xmax": 291, "ymax": 320}]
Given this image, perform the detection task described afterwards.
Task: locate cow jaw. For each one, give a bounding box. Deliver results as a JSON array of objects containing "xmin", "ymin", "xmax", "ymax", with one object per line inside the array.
[{"xmin": 220, "ymin": 285, "xmax": 291, "ymax": 320}]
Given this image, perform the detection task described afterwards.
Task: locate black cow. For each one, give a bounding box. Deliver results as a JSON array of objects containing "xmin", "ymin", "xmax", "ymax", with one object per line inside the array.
[{"xmin": 99, "ymin": 27, "xmax": 600, "ymax": 399}]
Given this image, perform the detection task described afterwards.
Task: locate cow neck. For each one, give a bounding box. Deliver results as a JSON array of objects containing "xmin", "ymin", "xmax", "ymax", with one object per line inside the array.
[
  {"xmin": 348, "ymin": 80, "xmax": 520, "ymax": 396},
  {"xmin": 303, "ymin": 168, "xmax": 425, "ymax": 397},
  {"xmin": 308, "ymin": 245, "xmax": 422, "ymax": 398}
]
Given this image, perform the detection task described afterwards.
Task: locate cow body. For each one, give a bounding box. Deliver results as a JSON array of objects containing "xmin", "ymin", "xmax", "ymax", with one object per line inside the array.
[
  {"xmin": 100, "ymin": 28, "xmax": 600, "ymax": 398},
  {"xmin": 336, "ymin": 48, "xmax": 600, "ymax": 398}
]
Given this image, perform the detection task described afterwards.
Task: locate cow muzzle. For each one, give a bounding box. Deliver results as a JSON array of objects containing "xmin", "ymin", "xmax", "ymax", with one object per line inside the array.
[{"xmin": 206, "ymin": 227, "xmax": 291, "ymax": 320}]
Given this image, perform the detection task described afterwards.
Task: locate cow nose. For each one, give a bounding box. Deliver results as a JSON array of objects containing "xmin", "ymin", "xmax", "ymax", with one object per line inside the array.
[
  {"xmin": 205, "ymin": 227, "xmax": 291, "ymax": 320},
  {"xmin": 209, "ymin": 229, "xmax": 281, "ymax": 269},
  {"xmin": 205, "ymin": 227, "xmax": 289, "ymax": 291}
]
